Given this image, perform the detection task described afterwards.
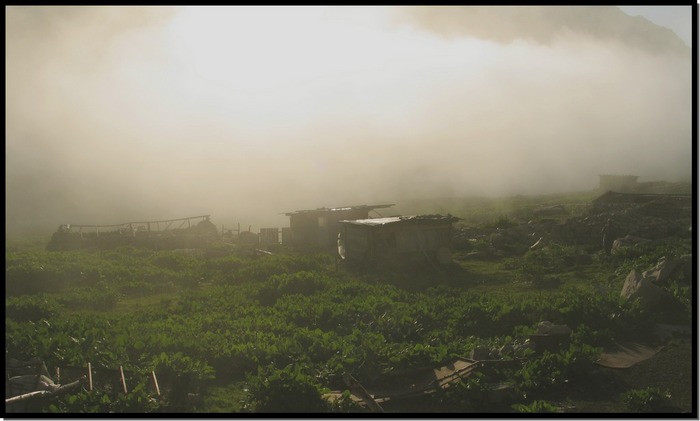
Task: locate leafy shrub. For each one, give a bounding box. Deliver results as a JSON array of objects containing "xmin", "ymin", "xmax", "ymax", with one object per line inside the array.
[
  {"xmin": 515, "ymin": 342, "xmax": 601, "ymax": 396},
  {"xmin": 328, "ymin": 390, "xmax": 365, "ymax": 413},
  {"xmin": 519, "ymin": 245, "xmax": 586, "ymax": 281},
  {"xmin": 150, "ymin": 352, "xmax": 215, "ymax": 411},
  {"xmin": 613, "ymin": 297, "xmax": 663, "ymax": 342},
  {"xmin": 257, "ymin": 271, "xmax": 331, "ymax": 305},
  {"xmin": 6, "ymin": 252, "xmax": 53, "ymax": 295},
  {"xmin": 56, "ymin": 286, "xmax": 120, "ymax": 311},
  {"xmin": 512, "ymin": 400, "xmax": 560, "ymax": 413},
  {"xmin": 430, "ymin": 372, "xmax": 491, "ymax": 412},
  {"xmin": 149, "ymin": 252, "xmax": 198, "ymax": 272},
  {"xmin": 6, "ymin": 294, "xmax": 60, "ymax": 321},
  {"xmin": 666, "ymin": 283, "xmax": 692, "ymax": 322},
  {"xmin": 48, "ymin": 382, "xmax": 160, "ymax": 413},
  {"xmin": 611, "ymin": 239, "xmax": 692, "ymax": 278},
  {"xmin": 622, "ymin": 387, "xmax": 672, "ymax": 412},
  {"xmin": 487, "ymin": 215, "xmax": 517, "ymax": 229},
  {"xmin": 236, "ymin": 254, "xmax": 332, "ymax": 284},
  {"xmin": 244, "ymin": 364, "xmax": 330, "ymax": 413}
]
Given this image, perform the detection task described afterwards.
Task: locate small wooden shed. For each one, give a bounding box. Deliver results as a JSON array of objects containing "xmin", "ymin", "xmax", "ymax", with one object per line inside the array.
[
  {"xmin": 337, "ymin": 215, "xmax": 458, "ymax": 268},
  {"xmin": 283, "ymin": 204, "xmax": 394, "ymax": 249}
]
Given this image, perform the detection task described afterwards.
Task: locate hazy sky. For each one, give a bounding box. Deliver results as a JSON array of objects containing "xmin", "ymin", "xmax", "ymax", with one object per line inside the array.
[
  {"xmin": 5, "ymin": 6, "xmax": 693, "ymax": 234},
  {"xmin": 618, "ymin": 6, "xmax": 692, "ymax": 47}
]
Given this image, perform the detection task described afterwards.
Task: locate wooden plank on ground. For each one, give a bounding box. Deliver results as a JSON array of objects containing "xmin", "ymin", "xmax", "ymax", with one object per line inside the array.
[{"xmin": 343, "ymin": 373, "xmax": 384, "ymax": 413}]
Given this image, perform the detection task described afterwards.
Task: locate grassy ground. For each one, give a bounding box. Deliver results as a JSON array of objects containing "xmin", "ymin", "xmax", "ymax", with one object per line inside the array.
[
  {"xmin": 391, "ymin": 189, "xmax": 601, "ymax": 226},
  {"xmin": 5, "ymin": 188, "xmax": 693, "ymax": 414},
  {"xmin": 570, "ymin": 340, "xmax": 693, "ymax": 413}
]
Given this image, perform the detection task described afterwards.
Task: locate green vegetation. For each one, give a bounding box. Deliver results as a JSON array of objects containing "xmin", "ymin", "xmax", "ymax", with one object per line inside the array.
[
  {"xmin": 243, "ymin": 364, "xmax": 330, "ymax": 412},
  {"xmin": 392, "ymin": 190, "xmax": 600, "ymax": 226},
  {"xmin": 5, "ymin": 192, "xmax": 692, "ymax": 414},
  {"xmin": 512, "ymin": 400, "xmax": 561, "ymax": 413},
  {"xmin": 622, "ymin": 387, "xmax": 673, "ymax": 412}
]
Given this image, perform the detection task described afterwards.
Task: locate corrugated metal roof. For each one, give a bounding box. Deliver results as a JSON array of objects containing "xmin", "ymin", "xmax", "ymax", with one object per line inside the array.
[
  {"xmin": 283, "ymin": 204, "xmax": 394, "ymax": 216},
  {"xmin": 339, "ymin": 216, "xmax": 403, "ymax": 226},
  {"xmin": 339, "ymin": 215, "xmax": 457, "ymax": 226}
]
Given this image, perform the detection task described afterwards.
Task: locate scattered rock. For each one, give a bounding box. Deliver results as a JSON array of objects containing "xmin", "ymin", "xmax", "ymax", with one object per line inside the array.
[
  {"xmin": 643, "ymin": 255, "xmax": 692, "ymax": 285},
  {"xmin": 611, "ymin": 235, "xmax": 650, "ymax": 254},
  {"xmin": 620, "ymin": 269, "xmax": 673, "ymax": 310}
]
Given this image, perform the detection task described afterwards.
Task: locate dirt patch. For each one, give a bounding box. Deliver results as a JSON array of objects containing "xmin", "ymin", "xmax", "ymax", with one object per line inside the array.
[{"xmin": 596, "ymin": 341, "xmax": 662, "ymax": 369}]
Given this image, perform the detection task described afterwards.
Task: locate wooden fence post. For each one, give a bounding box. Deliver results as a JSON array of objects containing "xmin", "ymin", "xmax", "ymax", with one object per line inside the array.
[
  {"xmin": 87, "ymin": 363, "xmax": 93, "ymax": 392},
  {"xmin": 151, "ymin": 371, "xmax": 160, "ymax": 396},
  {"xmin": 119, "ymin": 366, "xmax": 128, "ymax": 394}
]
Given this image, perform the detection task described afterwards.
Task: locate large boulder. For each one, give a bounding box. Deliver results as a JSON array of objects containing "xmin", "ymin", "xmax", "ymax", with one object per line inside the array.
[
  {"xmin": 620, "ymin": 269, "xmax": 672, "ymax": 310},
  {"xmin": 642, "ymin": 255, "xmax": 692, "ymax": 286}
]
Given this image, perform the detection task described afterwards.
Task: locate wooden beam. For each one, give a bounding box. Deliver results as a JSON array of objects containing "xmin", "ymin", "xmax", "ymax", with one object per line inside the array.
[{"xmin": 342, "ymin": 373, "xmax": 384, "ymax": 413}]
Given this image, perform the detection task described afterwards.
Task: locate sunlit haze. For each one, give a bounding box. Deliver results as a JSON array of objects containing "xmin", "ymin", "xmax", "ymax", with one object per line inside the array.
[{"xmin": 6, "ymin": 6, "xmax": 693, "ymax": 236}]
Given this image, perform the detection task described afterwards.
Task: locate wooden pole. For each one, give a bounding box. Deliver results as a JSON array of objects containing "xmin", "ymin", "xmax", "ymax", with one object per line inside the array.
[
  {"xmin": 119, "ymin": 366, "xmax": 128, "ymax": 394},
  {"xmin": 151, "ymin": 371, "xmax": 160, "ymax": 396},
  {"xmin": 87, "ymin": 363, "xmax": 93, "ymax": 392}
]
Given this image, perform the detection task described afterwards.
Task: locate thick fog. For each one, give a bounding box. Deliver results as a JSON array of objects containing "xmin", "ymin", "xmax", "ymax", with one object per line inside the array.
[{"xmin": 6, "ymin": 6, "xmax": 692, "ymax": 236}]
